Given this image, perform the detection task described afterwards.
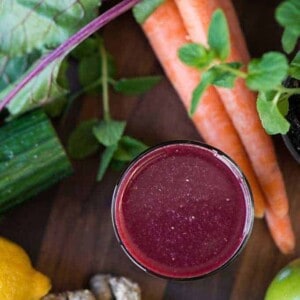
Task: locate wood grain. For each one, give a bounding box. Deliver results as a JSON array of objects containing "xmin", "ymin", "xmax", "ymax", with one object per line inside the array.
[{"xmin": 0, "ymin": 1, "xmax": 299, "ymax": 299}]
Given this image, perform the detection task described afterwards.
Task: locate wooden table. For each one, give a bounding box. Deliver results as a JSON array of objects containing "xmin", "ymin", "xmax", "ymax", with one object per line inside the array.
[{"xmin": 1, "ymin": 0, "xmax": 299, "ymax": 299}]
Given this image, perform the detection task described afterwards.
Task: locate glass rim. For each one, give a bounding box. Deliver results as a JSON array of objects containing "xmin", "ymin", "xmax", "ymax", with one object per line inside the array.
[{"xmin": 111, "ymin": 140, "xmax": 254, "ymax": 281}]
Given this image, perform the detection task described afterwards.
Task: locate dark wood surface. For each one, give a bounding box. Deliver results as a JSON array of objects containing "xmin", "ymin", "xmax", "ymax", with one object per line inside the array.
[{"xmin": 1, "ymin": 1, "xmax": 299, "ymax": 299}]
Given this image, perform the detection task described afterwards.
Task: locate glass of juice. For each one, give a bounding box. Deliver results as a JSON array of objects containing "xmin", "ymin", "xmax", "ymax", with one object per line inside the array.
[{"xmin": 112, "ymin": 141, "xmax": 254, "ymax": 280}]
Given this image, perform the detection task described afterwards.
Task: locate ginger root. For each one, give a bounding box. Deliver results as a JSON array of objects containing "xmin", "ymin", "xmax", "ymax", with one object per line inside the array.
[{"xmin": 43, "ymin": 290, "xmax": 96, "ymax": 300}]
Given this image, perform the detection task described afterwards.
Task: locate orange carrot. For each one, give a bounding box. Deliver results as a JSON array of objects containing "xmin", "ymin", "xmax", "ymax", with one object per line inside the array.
[
  {"xmin": 174, "ymin": 0, "xmax": 289, "ymax": 218},
  {"xmin": 265, "ymin": 209, "xmax": 295, "ymax": 254},
  {"xmin": 141, "ymin": 0, "xmax": 266, "ymax": 217}
]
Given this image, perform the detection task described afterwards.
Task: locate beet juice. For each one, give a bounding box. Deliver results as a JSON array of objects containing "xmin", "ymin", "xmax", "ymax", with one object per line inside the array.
[{"xmin": 112, "ymin": 141, "xmax": 253, "ymax": 280}]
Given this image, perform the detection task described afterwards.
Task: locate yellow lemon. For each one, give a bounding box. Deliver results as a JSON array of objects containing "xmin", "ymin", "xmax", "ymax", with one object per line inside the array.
[{"xmin": 0, "ymin": 237, "xmax": 51, "ymax": 300}]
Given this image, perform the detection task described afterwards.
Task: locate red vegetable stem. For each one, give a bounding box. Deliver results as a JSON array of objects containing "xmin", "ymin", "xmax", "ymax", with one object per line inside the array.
[{"xmin": 0, "ymin": 0, "xmax": 141, "ymax": 111}]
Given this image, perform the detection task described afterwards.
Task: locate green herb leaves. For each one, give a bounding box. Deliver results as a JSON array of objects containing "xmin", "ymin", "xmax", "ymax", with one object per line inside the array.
[
  {"xmin": 114, "ymin": 76, "xmax": 161, "ymax": 95},
  {"xmin": 246, "ymin": 52, "xmax": 288, "ymax": 91},
  {"xmin": 178, "ymin": 44, "xmax": 214, "ymax": 69},
  {"xmin": 257, "ymin": 91, "xmax": 290, "ymax": 135},
  {"xmin": 93, "ymin": 120, "xmax": 126, "ymax": 147},
  {"xmin": 66, "ymin": 39, "xmax": 156, "ymax": 181},
  {"xmin": 67, "ymin": 119, "xmax": 100, "ymax": 159},
  {"xmin": 208, "ymin": 9, "xmax": 230, "ymax": 61},
  {"xmin": 276, "ymin": 0, "xmax": 300, "ymax": 53},
  {"xmin": 178, "ymin": 7, "xmax": 300, "ymax": 135}
]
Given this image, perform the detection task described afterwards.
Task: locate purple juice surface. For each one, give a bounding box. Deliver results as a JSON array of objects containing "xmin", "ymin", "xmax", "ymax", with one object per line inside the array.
[{"xmin": 114, "ymin": 143, "xmax": 252, "ymax": 279}]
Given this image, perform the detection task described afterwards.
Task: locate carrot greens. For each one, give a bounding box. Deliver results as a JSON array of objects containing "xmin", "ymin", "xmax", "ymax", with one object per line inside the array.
[{"xmin": 178, "ymin": 2, "xmax": 300, "ymax": 135}]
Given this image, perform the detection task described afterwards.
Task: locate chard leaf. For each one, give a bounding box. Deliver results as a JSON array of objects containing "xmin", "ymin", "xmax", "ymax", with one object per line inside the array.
[
  {"xmin": 113, "ymin": 76, "xmax": 162, "ymax": 95},
  {"xmin": 246, "ymin": 52, "xmax": 288, "ymax": 91},
  {"xmin": 257, "ymin": 91, "xmax": 290, "ymax": 135},
  {"xmin": 0, "ymin": 52, "xmax": 40, "ymax": 90},
  {"xmin": 93, "ymin": 120, "xmax": 126, "ymax": 147},
  {"xmin": 0, "ymin": 0, "xmax": 101, "ymax": 56},
  {"xmin": 68, "ymin": 119, "xmax": 100, "ymax": 159},
  {"xmin": 97, "ymin": 144, "xmax": 118, "ymax": 181},
  {"xmin": 178, "ymin": 43, "xmax": 215, "ymax": 69},
  {"xmin": 0, "ymin": 58, "xmax": 67, "ymax": 116},
  {"xmin": 208, "ymin": 9, "xmax": 230, "ymax": 61},
  {"xmin": 289, "ymin": 51, "xmax": 300, "ymax": 80},
  {"xmin": 133, "ymin": 0, "xmax": 165, "ymax": 24}
]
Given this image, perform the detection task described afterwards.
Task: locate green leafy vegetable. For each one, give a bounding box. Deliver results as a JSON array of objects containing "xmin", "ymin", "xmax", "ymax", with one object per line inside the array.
[
  {"xmin": 133, "ymin": 0, "xmax": 165, "ymax": 24},
  {"xmin": 208, "ymin": 9, "xmax": 230, "ymax": 61},
  {"xmin": 114, "ymin": 76, "xmax": 162, "ymax": 95},
  {"xmin": 0, "ymin": 0, "xmax": 101, "ymax": 56},
  {"xmin": 97, "ymin": 144, "xmax": 118, "ymax": 181},
  {"xmin": 178, "ymin": 44, "xmax": 214, "ymax": 69},
  {"xmin": 0, "ymin": 52, "xmax": 40, "ymax": 90},
  {"xmin": 0, "ymin": 0, "xmax": 102, "ymax": 116},
  {"xmin": 289, "ymin": 52, "xmax": 300, "ymax": 80},
  {"xmin": 178, "ymin": 6, "xmax": 300, "ymax": 135},
  {"xmin": 246, "ymin": 52, "xmax": 289, "ymax": 91},
  {"xmin": 113, "ymin": 136, "xmax": 148, "ymax": 161},
  {"xmin": 1, "ymin": 58, "xmax": 67, "ymax": 117},
  {"xmin": 190, "ymin": 70, "xmax": 216, "ymax": 115},
  {"xmin": 76, "ymin": 36, "xmax": 116, "ymax": 94},
  {"xmin": 257, "ymin": 92, "xmax": 290, "ymax": 134},
  {"xmin": 68, "ymin": 119, "xmax": 100, "ymax": 159},
  {"xmin": 275, "ymin": 0, "xmax": 300, "ymax": 53},
  {"xmin": 211, "ymin": 62, "xmax": 242, "ymax": 88},
  {"xmin": 93, "ymin": 120, "xmax": 126, "ymax": 146}
]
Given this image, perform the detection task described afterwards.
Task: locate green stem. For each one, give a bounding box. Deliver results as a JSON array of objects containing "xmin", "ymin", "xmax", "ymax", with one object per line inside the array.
[
  {"xmin": 217, "ymin": 64, "xmax": 248, "ymax": 79},
  {"xmin": 100, "ymin": 43, "xmax": 110, "ymax": 121},
  {"xmin": 275, "ymin": 86, "xmax": 300, "ymax": 95}
]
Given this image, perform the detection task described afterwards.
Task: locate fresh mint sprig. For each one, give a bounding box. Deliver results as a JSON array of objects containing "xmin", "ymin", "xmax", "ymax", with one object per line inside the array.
[
  {"xmin": 67, "ymin": 40, "xmax": 157, "ymax": 181},
  {"xmin": 178, "ymin": 3, "xmax": 300, "ymax": 135}
]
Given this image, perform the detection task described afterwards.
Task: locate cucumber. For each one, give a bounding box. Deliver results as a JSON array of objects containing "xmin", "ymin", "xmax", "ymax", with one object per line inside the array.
[{"xmin": 0, "ymin": 109, "xmax": 72, "ymax": 213}]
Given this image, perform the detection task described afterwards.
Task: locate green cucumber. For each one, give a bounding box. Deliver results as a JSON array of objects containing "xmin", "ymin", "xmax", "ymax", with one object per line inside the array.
[{"xmin": 0, "ymin": 109, "xmax": 72, "ymax": 213}]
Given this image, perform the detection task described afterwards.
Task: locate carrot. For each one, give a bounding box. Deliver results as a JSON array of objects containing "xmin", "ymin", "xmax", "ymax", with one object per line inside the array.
[
  {"xmin": 141, "ymin": 0, "xmax": 266, "ymax": 217},
  {"xmin": 174, "ymin": 0, "xmax": 289, "ymax": 218},
  {"xmin": 265, "ymin": 209, "xmax": 295, "ymax": 254}
]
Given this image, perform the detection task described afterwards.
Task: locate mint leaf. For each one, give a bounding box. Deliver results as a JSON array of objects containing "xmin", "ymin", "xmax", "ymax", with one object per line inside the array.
[
  {"xmin": 282, "ymin": 28, "xmax": 299, "ymax": 54},
  {"xmin": 71, "ymin": 37, "xmax": 99, "ymax": 59},
  {"xmin": 289, "ymin": 51, "xmax": 300, "ymax": 80},
  {"xmin": 246, "ymin": 52, "xmax": 288, "ymax": 91},
  {"xmin": 78, "ymin": 42, "xmax": 116, "ymax": 94},
  {"xmin": 276, "ymin": 0, "xmax": 300, "ymax": 54},
  {"xmin": 97, "ymin": 144, "xmax": 118, "ymax": 181},
  {"xmin": 208, "ymin": 9, "xmax": 230, "ymax": 61},
  {"xmin": 178, "ymin": 43, "xmax": 215, "ymax": 69},
  {"xmin": 133, "ymin": 0, "xmax": 165, "ymax": 24},
  {"xmin": 211, "ymin": 62, "xmax": 242, "ymax": 88},
  {"xmin": 190, "ymin": 69, "xmax": 216, "ymax": 116},
  {"xmin": 113, "ymin": 135, "xmax": 148, "ymax": 161},
  {"xmin": 0, "ymin": 0, "xmax": 101, "ymax": 56},
  {"xmin": 68, "ymin": 119, "xmax": 100, "ymax": 159},
  {"xmin": 93, "ymin": 120, "xmax": 126, "ymax": 147},
  {"xmin": 79, "ymin": 55, "xmax": 102, "ymax": 93},
  {"xmin": 257, "ymin": 91, "xmax": 290, "ymax": 135},
  {"xmin": 113, "ymin": 76, "xmax": 161, "ymax": 95}
]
